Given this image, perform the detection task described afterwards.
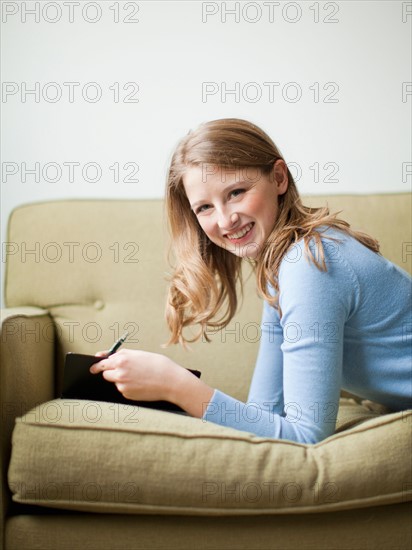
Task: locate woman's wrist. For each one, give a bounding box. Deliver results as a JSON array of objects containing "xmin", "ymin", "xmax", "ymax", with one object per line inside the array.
[{"xmin": 164, "ymin": 360, "xmax": 215, "ymax": 418}]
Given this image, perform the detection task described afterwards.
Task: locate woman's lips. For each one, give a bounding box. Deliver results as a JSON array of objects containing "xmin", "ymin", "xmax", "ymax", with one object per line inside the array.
[{"xmin": 225, "ymin": 222, "xmax": 254, "ymax": 243}]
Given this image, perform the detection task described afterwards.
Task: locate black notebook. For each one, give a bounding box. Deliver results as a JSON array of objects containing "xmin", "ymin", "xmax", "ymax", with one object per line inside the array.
[{"xmin": 61, "ymin": 352, "xmax": 201, "ymax": 414}]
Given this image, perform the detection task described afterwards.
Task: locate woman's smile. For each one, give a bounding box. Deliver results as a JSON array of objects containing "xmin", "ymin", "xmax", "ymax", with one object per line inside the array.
[{"xmin": 225, "ymin": 222, "xmax": 255, "ymax": 242}]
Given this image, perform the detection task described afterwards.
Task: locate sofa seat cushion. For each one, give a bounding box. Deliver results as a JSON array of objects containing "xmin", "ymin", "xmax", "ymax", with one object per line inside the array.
[{"xmin": 8, "ymin": 398, "xmax": 412, "ymax": 516}]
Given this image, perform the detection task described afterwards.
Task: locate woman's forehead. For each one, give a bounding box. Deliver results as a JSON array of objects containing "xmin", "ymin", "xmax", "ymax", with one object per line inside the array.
[{"xmin": 183, "ymin": 164, "xmax": 262, "ymax": 187}]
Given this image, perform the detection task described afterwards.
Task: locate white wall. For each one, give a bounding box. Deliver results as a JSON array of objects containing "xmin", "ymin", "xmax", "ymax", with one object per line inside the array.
[{"xmin": 1, "ymin": 0, "xmax": 411, "ymax": 306}]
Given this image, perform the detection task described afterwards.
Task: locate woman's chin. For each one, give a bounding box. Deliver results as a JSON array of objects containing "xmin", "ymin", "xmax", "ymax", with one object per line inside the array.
[{"xmin": 225, "ymin": 241, "xmax": 261, "ymax": 259}]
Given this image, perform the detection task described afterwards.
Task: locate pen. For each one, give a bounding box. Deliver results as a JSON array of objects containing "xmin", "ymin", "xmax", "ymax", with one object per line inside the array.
[{"xmin": 107, "ymin": 331, "xmax": 129, "ymax": 356}]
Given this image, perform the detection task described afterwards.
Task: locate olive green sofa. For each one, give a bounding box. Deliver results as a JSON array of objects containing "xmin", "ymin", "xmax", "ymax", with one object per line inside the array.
[{"xmin": 1, "ymin": 195, "xmax": 411, "ymax": 550}]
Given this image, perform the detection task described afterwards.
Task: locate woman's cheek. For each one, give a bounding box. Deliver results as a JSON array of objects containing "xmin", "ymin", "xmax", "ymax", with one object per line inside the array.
[
  {"xmin": 244, "ymin": 193, "xmax": 264, "ymax": 215},
  {"xmin": 199, "ymin": 218, "xmax": 214, "ymax": 239}
]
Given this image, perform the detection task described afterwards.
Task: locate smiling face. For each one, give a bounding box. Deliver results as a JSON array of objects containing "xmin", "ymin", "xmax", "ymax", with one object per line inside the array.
[{"xmin": 183, "ymin": 161, "xmax": 289, "ymax": 259}]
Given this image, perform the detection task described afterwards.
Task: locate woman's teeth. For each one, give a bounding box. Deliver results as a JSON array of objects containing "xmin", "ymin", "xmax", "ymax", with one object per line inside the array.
[{"xmin": 227, "ymin": 223, "xmax": 253, "ymax": 240}]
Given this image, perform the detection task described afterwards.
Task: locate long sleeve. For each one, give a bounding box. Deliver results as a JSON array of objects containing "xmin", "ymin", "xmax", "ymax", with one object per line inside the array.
[
  {"xmin": 202, "ymin": 232, "xmax": 355, "ymax": 443},
  {"xmin": 202, "ymin": 296, "xmax": 286, "ymax": 439},
  {"xmin": 247, "ymin": 296, "xmax": 284, "ymax": 416}
]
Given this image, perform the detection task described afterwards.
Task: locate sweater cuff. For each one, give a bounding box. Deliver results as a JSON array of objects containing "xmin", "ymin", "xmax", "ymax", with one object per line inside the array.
[
  {"xmin": 202, "ymin": 388, "xmax": 244, "ymax": 426},
  {"xmin": 202, "ymin": 389, "xmax": 279, "ymax": 438}
]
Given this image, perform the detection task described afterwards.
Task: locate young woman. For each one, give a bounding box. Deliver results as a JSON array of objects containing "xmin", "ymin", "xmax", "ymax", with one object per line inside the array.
[{"xmin": 91, "ymin": 118, "xmax": 412, "ymax": 444}]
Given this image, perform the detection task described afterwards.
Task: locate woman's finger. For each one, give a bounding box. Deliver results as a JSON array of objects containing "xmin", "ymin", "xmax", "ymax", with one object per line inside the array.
[
  {"xmin": 95, "ymin": 350, "xmax": 109, "ymax": 357},
  {"xmin": 90, "ymin": 359, "xmax": 114, "ymax": 374},
  {"xmin": 102, "ymin": 369, "xmax": 118, "ymax": 383}
]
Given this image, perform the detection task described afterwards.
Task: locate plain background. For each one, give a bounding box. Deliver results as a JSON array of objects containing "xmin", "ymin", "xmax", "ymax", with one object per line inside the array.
[{"xmin": 1, "ymin": 0, "xmax": 411, "ymax": 307}]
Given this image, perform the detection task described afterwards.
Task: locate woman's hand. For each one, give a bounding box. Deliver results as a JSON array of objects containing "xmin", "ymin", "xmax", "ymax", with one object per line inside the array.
[
  {"xmin": 90, "ymin": 348, "xmax": 215, "ymax": 417},
  {"xmin": 90, "ymin": 349, "xmax": 182, "ymax": 402}
]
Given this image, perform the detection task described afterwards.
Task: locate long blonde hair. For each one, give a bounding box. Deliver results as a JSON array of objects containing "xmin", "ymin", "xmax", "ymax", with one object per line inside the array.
[{"xmin": 164, "ymin": 118, "xmax": 380, "ymax": 347}]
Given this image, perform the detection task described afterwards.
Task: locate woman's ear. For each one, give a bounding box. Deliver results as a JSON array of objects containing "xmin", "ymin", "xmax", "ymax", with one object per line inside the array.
[{"xmin": 272, "ymin": 159, "xmax": 289, "ymax": 195}]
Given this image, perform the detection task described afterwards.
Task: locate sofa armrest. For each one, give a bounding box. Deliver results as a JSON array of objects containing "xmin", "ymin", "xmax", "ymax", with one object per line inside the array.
[{"xmin": 0, "ymin": 307, "xmax": 55, "ymax": 546}]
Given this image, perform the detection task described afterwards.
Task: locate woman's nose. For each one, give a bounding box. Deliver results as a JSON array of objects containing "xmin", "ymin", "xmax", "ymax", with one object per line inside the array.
[{"xmin": 217, "ymin": 210, "xmax": 239, "ymax": 230}]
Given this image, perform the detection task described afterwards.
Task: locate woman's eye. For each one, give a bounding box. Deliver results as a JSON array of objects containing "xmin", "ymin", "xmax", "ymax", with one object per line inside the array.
[
  {"xmin": 196, "ymin": 204, "xmax": 210, "ymax": 214},
  {"xmin": 230, "ymin": 189, "xmax": 245, "ymax": 198}
]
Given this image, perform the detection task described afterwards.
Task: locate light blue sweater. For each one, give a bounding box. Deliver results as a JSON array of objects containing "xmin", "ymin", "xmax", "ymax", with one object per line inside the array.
[{"xmin": 202, "ymin": 226, "xmax": 412, "ymax": 443}]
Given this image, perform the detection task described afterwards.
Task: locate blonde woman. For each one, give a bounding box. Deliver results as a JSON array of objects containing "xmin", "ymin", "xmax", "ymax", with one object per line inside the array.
[{"xmin": 91, "ymin": 118, "xmax": 412, "ymax": 443}]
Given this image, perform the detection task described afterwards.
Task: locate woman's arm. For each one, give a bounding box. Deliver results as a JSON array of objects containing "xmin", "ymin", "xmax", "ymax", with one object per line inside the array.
[
  {"xmin": 247, "ymin": 297, "xmax": 285, "ymax": 415},
  {"xmin": 166, "ymin": 366, "xmax": 215, "ymax": 418}
]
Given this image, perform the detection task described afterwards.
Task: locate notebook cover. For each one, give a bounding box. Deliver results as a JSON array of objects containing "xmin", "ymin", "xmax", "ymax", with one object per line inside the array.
[{"xmin": 61, "ymin": 352, "xmax": 201, "ymax": 414}]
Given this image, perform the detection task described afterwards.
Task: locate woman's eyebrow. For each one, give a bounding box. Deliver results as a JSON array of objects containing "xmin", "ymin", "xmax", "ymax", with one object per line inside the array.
[{"xmin": 190, "ymin": 199, "xmax": 205, "ymax": 210}]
